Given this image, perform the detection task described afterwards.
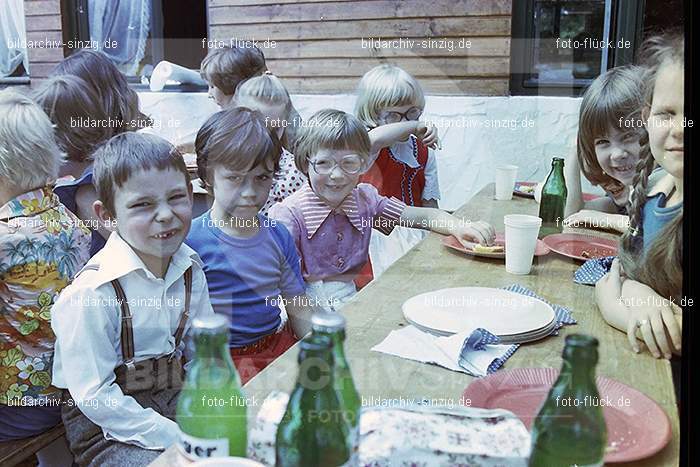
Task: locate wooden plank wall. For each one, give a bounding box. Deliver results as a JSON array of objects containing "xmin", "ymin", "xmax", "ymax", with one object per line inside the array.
[
  {"xmin": 23, "ymin": 0, "xmax": 64, "ymax": 82},
  {"xmin": 208, "ymin": 0, "xmax": 512, "ymax": 95}
]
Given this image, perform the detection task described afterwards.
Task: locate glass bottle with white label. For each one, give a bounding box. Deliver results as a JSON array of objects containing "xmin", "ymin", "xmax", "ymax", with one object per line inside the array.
[{"xmin": 176, "ymin": 314, "xmax": 247, "ymax": 461}]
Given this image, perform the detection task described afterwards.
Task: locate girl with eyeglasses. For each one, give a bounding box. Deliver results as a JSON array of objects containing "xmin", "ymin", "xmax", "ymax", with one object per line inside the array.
[
  {"xmin": 269, "ymin": 109, "xmax": 495, "ymax": 312},
  {"xmin": 353, "ymin": 64, "xmax": 441, "ymax": 287}
]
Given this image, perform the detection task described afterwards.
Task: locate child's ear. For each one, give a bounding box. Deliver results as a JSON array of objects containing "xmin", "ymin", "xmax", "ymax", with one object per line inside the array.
[
  {"xmin": 641, "ymin": 105, "xmax": 651, "ymax": 126},
  {"xmin": 93, "ymin": 201, "xmax": 117, "ymax": 232}
]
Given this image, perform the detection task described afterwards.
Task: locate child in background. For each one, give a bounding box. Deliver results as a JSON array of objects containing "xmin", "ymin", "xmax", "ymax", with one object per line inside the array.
[
  {"xmin": 51, "ymin": 133, "xmax": 214, "ymax": 466},
  {"xmin": 269, "ymin": 109, "xmax": 495, "ymax": 311},
  {"xmin": 563, "ymin": 66, "xmax": 646, "ymax": 233},
  {"xmin": 47, "ymin": 50, "xmax": 150, "ymax": 256},
  {"xmin": 354, "ymin": 64, "xmax": 441, "ymax": 287},
  {"xmin": 595, "ymin": 33, "xmax": 683, "ymax": 360},
  {"xmin": 355, "ymin": 64, "xmax": 441, "ymax": 208},
  {"xmin": 0, "ymin": 90, "xmax": 90, "ymax": 463},
  {"xmin": 34, "ymin": 74, "xmax": 118, "ymax": 256},
  {"xmin": 200, "ymin": 44, "xmax": 267, "ymax": 109},
  {"xmin": 187, "ymin": 108, "xmax": 312, "ymax": 384},
  {"xmin": 233, "ymin": 72, "xmax": 307, "ymax": 215}
]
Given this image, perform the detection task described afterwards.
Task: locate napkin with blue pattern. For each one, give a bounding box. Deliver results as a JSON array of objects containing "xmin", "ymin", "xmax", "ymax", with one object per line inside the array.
[
  {"xmin": 574, "ymin": 256, "xmax": 616, "ymax": 285},
  {"xmin": 372, "ymin": 284, "xmax": 576, "ymax": 377}
]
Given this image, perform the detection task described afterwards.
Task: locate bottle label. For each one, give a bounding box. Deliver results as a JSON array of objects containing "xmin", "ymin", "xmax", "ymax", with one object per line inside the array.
[{"xmin": 178, "ymin": 430, "xmax": 229, "ymax": 461}]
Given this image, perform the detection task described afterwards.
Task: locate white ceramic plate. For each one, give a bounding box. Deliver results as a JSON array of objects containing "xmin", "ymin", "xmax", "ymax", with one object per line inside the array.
[{"xmin": 402, "ymin": 287, "xmax": 555, "ymax": 336}]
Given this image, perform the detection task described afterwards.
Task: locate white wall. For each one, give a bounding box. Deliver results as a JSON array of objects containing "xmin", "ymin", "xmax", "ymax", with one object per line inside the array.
[{"xmin": 139, "ymin": 92, "xmax": 600, "ymax": 211}]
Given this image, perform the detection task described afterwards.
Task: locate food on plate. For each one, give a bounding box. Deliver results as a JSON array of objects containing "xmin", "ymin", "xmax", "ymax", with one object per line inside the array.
[
  {"xmin": 518, "ymin": 185, "xmax": 535, "ymax": 193},
  {"xmin": 473, "ymin": 244, "xmax": 505, "ymax": 253}
]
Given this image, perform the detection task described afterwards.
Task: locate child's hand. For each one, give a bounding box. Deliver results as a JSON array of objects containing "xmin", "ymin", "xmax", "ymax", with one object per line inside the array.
[
  {"xmin": 563, "ymin": 210, "xmax": 629, "ymax": 232},
  {"xmin": 622, "ymin": 279, "xmax": 682, "ymax": 358},
  {"xmin": 415, "ymin": 122, "xmax": 441, "ymax": 150},
  {"xmin": 451, "ymin": 220, "xmax": 495, "ymax": 247}
]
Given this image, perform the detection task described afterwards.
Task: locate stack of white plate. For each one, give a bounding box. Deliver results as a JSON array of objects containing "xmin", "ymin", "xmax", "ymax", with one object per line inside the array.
[{"xmin": 402, "ymin": 287, "xmax": 556, "ymax": 344}]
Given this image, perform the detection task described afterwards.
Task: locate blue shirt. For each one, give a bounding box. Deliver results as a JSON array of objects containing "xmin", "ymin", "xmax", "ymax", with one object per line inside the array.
[
  {"xmin": 186, "ymin": 212, "xmax": 306, "ymax": 347},
  {"xmin": 641, "ymin": 192, "xmax": 682, "ymax": 252},
  {"xmin": 54, "ymin": 167, "xmax": 106, "ymax": 256}
]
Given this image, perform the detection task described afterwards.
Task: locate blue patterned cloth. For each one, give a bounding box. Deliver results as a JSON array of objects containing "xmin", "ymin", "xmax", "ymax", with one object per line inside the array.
[
  {"xmin": 458, "ymin": 284, "xmax": 577, "ymax": 375},
  {"xmin": 574, "ymin": 256, "xmax": 616, "ymax": 285}
]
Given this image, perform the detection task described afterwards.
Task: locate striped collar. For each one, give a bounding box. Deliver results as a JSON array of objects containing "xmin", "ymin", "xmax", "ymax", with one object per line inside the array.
[{"xmin": 297, "ymin": 184, "xmax": 363, "ymax": 238}]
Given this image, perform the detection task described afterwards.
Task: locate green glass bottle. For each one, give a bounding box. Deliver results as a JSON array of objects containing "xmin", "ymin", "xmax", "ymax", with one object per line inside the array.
[
  {"xmin": 311, "ymin": 312, "xmax": 361, "ymax": 455},
  {"xmin": 538, "ymin": 157, "xmax": 567, "ymax": 238},
  {"xmin": 276, "ymin": 334, "xmax": 352, "ymax": 467},
  {"xmin": 176, "ymin": 314, "xmax": 247, "ymax": 461},
  {"xmin": 529, "ymin": 334, "xmax": 607, "ymax": 467}
]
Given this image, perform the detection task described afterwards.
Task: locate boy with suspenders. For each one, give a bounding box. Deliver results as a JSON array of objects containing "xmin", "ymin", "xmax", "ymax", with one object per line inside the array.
[{"xmin": 51, "ymin": 133, "xmax": 214, "ymax": 466}]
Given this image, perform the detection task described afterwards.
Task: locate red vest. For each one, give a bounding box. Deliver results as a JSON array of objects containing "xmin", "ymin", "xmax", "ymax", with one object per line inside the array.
[{"xmin": 360, "ymin": 137, "xmax": 428, "ymax": 207}]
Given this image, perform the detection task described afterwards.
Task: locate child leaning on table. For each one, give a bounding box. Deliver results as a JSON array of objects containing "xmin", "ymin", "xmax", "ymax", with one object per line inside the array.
[
  {"xmin": 50, "ymin": 132, "xmax": 214, "ymax": 466},
  {"xmin": 0, "ymin": 90, "xmax": 90, "ymax": 463},
  {"xmin": 562, "ymin": 65, "xmax": 646, "ymax": 233},
  {"xmin": 595, "ymin": 33, "xmax": 683, "ymax": 361},
  {"xmin": 233, "ymin": 72, "xmax": 307, "ymax": 216},
  {"xmin": 269, "ymin": 109, "xmax": 496, "ymax": 312},
  {"xmin": 186, "ymin": 108, "xmax": 314, "ymax": 384}
]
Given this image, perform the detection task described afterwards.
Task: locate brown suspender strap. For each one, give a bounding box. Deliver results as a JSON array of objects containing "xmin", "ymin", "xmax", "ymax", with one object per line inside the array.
[
  {"xmin": 110, "ymin": 278, "xmax": 135, "ymax": 363},
  {"xmin": 77, "ymin": 264, "xmax": 193, "ymax": 363},
  {"xmin": 173, "ymin": 267, "xmax": 193, "ymax": 348}
]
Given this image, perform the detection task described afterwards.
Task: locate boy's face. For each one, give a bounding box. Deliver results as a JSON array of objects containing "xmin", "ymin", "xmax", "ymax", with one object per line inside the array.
[
  {"xmin": 103, "ymin": 167, "xmax": 193, "ymax": 270},
  {"xmin": 208, "ymin": 84, "xmax": 232, "ymax": 108},
  {"xmin": 211, "ymin": 162, "xmax": 274, "ymax": 219},
  {"xmin": 307, "ymin": 148, "xmax": 364, "ymax": 208}
]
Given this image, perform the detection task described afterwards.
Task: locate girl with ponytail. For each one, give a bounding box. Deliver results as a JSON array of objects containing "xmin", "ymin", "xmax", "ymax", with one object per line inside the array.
[{"xmin": 595, "ymin": 33, "xmax": 684, "ymax": 360}]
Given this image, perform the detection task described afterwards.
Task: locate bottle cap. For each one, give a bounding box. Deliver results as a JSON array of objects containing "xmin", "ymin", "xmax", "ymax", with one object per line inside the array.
[
  {"xmin": 311, "ymin": 311, "xmax": 346, "ymax": 332},
  {"xmin": 565, "ymin": 334, "xmax": 599, "ymax": 347},
  {"xmin": 192, "ymin": 314, "xmax": 229, "ymax": 334}
]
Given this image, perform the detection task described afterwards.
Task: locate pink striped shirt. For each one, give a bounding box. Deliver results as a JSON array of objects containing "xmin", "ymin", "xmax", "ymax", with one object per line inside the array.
[{"xmin": 268, "ymin": 183, "xmax": 406, "ymax": 282}]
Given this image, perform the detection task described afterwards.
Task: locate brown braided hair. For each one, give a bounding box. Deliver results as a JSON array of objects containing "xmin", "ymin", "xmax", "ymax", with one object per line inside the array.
[{"xmin": 618, "ymin": 32, "xmax": 684, "ymax": 303}]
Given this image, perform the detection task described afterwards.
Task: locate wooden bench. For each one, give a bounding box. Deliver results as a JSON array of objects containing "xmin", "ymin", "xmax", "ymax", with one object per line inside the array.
[{"xmin": 0, "ymin": 425, "xmax": 66, "ymax": 467}]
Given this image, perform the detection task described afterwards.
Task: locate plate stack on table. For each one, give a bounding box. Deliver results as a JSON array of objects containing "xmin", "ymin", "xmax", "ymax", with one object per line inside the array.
[{"xmin": 401, "ymin": 287, "xmax": 557, "ymax": 344}]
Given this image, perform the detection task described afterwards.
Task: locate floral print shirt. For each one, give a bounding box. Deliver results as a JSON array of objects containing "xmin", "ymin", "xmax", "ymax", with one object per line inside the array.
[{"xmin": 0, "ymin": 187, "xmax": 91, "ymax": 404}]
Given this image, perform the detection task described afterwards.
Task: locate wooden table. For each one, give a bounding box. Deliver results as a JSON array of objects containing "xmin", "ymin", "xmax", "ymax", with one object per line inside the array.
[{"xmin": 152, "ymin": 183, "xmax": 679, "ymax": 466}]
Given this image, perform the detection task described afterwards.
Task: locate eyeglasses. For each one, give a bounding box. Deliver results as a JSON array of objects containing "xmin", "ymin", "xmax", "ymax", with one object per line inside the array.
[
  {"xmin": 307, "ymin": 156, "xmax": 364, "ymax": 175},
  {"xmin": 380, "ymin": 107, "xmax": 422, "ymax": 124}
]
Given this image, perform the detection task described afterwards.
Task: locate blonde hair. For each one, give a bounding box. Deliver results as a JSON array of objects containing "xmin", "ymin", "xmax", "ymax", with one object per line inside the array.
[
  {"xmin": 293, "ymin": 109, "xmax": 371, "ymax": 175},
  {"xmin": 200, "ymin": 45, "xmax": 267, "ymax": 96},
  {"xmin": 577, "ymin": 66, "xmax": 645, "ymax": 192},
  {"xmin": 234, "ymin": 73, "xmax": 300, "ymax": 149},
  {"xmin": 619, "ymin": 32, "xmax": 684, "ymax": 302},
  {"xmin": 354, "ymin": 64, "xmax": 425, "ymax": 128},
  {"xmin": 33, "ymin": 75, "xmax": 115, "ymax": 163},
  {"xmin": 0, "ymin": 89, "xmax": 63, "ymax": 193}
]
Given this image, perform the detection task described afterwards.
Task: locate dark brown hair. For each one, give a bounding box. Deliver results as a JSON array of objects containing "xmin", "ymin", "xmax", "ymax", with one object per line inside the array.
[
  {"xmin": 200, "ymin": 45, "xmax": 267, "ymax": 96},
  {"xmin": 618, "ymin": 32, "xmax": 684, "ymax": 302},
  {"xmin": 33, "ymin": 75, "xmax": 115, "ymax": 162},
  {"xmin": 93, "ymin": 132, "xmax": 190, "ymax": 214},
  {"xmin": 195, "ymin": 107, "xmax": 282, "ymax": 193},
  {"xmin": 52, "ymin": 49, "xmax": 151, "ymax": 131},
  {"xmin": 576, "ymin": 65, "xmax": 645, "ymax": 193}
]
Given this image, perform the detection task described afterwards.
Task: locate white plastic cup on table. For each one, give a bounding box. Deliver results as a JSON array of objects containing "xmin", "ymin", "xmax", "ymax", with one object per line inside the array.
[
  {"xmin": 504, "ymin": 214, "xmax": 542, "ymax": 274},
  {"xmin": 494, "ymin": 165, "xmax": 518, "ymax": 200}
]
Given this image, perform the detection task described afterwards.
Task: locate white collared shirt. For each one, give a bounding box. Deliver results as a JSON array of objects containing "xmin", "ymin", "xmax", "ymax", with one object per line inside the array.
[{"xmin": 51, "ymin": 232, "xmax": 214, "ymax": 450}]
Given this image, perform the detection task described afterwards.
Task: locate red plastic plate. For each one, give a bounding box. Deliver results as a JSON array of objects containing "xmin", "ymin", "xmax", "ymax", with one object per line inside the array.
[
  {"xmin": 462, "ymin": 368, "xmax": 672, "ymax": 463},
  {"xmin": 542, "ymin": 233, "xmax": 617, "ymax": 261},
  {"xmin": 442, "ymin": 233, "xmax": 551, "ymax": 259}
]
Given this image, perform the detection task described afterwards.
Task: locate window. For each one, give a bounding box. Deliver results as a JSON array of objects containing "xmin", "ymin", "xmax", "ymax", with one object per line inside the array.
[
  {"xmin": 0, "ymin": 0, "xmax": 30, "ymax": 84},
  {"xmin": 510, "ymin": 0, "xmax": 645, "ymax": 96},
  {"xmin": 62, "ymin": 0, "xmax": 207, "ymax": 87}
]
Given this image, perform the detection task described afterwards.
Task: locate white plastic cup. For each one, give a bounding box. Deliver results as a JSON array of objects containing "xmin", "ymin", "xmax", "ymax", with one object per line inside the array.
[
  {"xmin": 495, "ymin": 165, "xmax": 518, "ymax": 200},
  {"xmin": 504, "ymin": 214, "xmax": 542, "ymax": 274}
]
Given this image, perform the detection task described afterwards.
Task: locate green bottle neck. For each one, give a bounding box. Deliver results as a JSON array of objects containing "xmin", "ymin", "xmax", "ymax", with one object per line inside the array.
[
  {"xmin": 557, "ymin": 349, "xmax": 598, "ymax": 391},
  {"xmin": 315, "ymin": 329, "xmax": 347, "ymax": 360}
]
